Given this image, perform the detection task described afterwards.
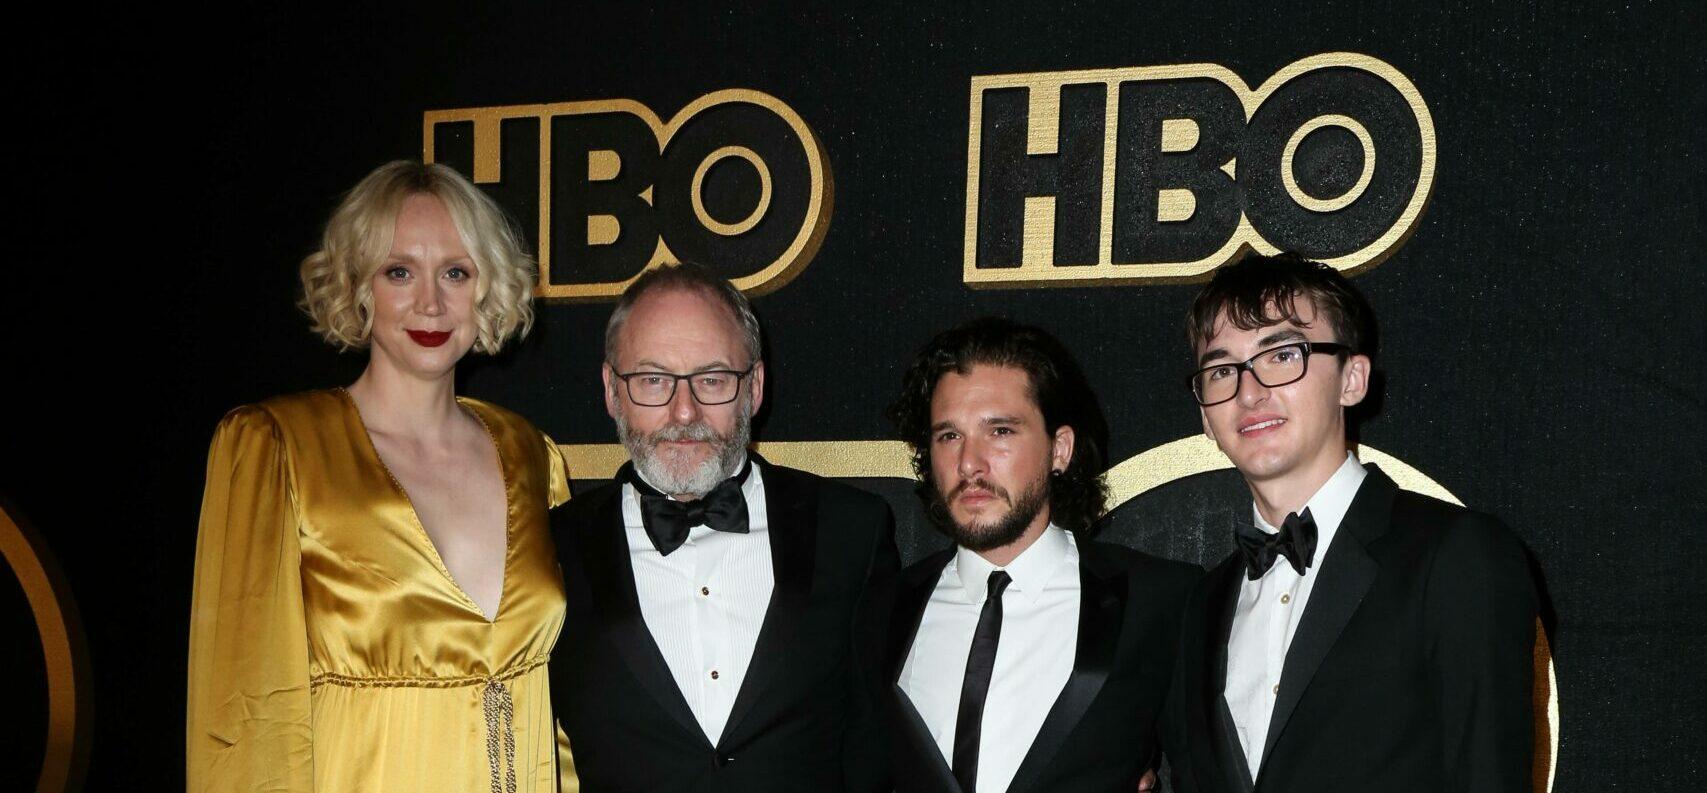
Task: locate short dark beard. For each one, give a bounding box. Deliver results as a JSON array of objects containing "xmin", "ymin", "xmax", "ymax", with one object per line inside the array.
[{"xmin": 931, "ymin": 474, "xmax": 1050, "ymax": 552}]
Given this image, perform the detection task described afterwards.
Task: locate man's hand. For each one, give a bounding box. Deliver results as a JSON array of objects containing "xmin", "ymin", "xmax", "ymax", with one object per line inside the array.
[{"xmin": 1138, "ymin": 768, "xmax": 1158, "ymax": 791}]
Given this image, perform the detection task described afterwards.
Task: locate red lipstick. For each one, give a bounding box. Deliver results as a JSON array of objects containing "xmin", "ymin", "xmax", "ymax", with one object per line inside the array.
[{"xmin": 407, "ymin": 330, "xmax": 452, "ymax": 347}]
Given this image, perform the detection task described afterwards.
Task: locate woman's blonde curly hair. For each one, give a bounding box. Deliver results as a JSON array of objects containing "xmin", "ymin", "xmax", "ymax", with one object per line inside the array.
[{"xmin": 299, "ymin": 161, "xmax": 536, "ymax": 354}]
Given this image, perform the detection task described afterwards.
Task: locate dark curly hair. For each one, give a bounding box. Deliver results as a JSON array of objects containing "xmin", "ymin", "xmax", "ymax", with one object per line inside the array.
[{"xmin": 888, "ymin": 317, "xmax": 1109, "ymax": 533}]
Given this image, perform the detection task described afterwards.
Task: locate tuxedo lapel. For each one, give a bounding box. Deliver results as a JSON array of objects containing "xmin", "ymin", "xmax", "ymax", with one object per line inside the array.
[
  {"xmin": 719, "ymin": 457, "xmax": 818, "ymax": 745},
  {"xmin": 1257, "ymin": 467, "xmax": 1394, "ymax": 771},
  {"xmin": 890, "ymin": 549, "xmax": 953, "ymax": 681},
  {"xmin": 577, "ymin": 478, "xmax": 707, "ymax": 746},
  {"xmin": 1005, "ymin": 544, "xmax": 1125, "ymax": 793},
  {"xmin": 1203, "ymin": 559, "xmax": 1256, "ymax": 793},
  {"xmin": 888, "ymin": 550, "xmax": 958, "ymax": 789},
  {"xmin": 893, "ymin": 684, "xmax": 962, "ymax": 792}
]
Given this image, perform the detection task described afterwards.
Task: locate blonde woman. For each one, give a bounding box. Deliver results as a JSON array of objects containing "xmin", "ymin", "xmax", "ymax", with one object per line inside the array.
[{"xmin": 187, "ymin": 161, "xmax": 571, "ymax": 792}]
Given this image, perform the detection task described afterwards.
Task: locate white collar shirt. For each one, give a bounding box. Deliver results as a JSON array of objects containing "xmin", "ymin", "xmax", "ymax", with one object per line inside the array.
[
  {"xmin": 622, "ymin": 456, "xmax": 774, "ymax": 745},
  {"xmin": 898, "ymin": 525, "xmax": 1081, "ymax": 793},
  {"xmin": 1224, "ymin": 453, "xmax": 1367, "ymax": 776}
]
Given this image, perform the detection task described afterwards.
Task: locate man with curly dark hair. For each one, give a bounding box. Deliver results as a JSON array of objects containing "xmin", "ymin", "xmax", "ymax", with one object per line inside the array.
[{"xmin": 884, "ymin": 317, "xmax": 1200, "ymax": 793}]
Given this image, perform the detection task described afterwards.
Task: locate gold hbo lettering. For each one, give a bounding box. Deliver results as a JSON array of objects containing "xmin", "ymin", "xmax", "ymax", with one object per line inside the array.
[
  {"xmin": 424, "ymin": 90, "xmax": 832, "ymax": 300},
  {"xmin": 964, "ymin": 52, "xmax": 1437, "ymax": 286}
]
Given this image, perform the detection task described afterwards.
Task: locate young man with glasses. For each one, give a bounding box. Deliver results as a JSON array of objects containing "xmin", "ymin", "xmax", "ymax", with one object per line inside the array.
[
  {"xmin": 548, "ymin": 262, "xmax": 899, "ymax": 792},
  {"xmin": 1164, "ymin": 253, "xmax": 1539, "ymax": 793}
]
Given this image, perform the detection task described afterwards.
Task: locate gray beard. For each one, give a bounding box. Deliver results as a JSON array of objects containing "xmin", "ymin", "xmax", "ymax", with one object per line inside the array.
[{"xmin": 616, "ymin": 395, "xmax": 752, "ymax": 498}]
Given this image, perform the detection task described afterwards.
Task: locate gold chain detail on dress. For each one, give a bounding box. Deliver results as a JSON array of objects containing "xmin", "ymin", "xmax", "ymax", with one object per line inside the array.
[
  {"xmin": 483, "ymin": 679, "xmax": 517, "ymax": 793},
  {"xmin": 306, "ymin": 657, "xmax": 547, "ymax": 792}
]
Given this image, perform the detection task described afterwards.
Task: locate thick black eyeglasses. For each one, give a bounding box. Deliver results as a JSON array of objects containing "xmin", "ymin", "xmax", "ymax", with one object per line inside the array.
[
  {"xmin": 612, "ymin": 365, "xmax": 755, "ymax": 407},
  {"xmin": 1187, "ymin": 341, "xmax": 1353, "ymax": 406}
]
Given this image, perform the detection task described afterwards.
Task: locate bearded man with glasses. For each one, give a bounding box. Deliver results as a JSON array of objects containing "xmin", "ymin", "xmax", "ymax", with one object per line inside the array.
[
  {"xmin": 548, "ymin": 262, "xmax": 900, "ymax": 792},
  {"xmin": 1163, "ymin": 253, "xmax": 1539, "ymax": 793}
]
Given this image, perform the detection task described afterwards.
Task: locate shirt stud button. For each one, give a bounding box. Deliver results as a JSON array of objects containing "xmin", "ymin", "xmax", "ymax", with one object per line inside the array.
[
  {"xmin": 1280, "ymin": 593, "xmax": 1291, "ymax": 604},
  {"xmin": 710, "ymin": 670, "xmax": 720, "ymax": 680},
  {"xmin": 1272, "ymin": 683, "xmax": 1280, "ymax": 695},
  {"xmin": 701, "ymin": 586, "xmax": 711, "ymax": 596}
]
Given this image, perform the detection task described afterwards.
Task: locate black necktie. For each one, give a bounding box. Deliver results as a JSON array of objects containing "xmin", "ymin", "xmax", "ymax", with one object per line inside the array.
[
  {"xmin": 952, "ymin": 569, "xmax": 1011, "ymax": 793},
  {"xmin": 623, "ymin": 461, "xmax": 751, "ymax": 556},
  {"xmin": 1235, "ymin": 507, "xmax": 1318, "ymax": 581}
]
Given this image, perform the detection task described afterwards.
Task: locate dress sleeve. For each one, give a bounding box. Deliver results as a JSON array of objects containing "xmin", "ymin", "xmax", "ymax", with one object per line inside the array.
[
  {"xmin": 186, "ymin": 406, "xmax": 315, "ymax": 791},
  {"xmin": 543, "ymin": 433, "xmax": 572, "ymax": 508}
]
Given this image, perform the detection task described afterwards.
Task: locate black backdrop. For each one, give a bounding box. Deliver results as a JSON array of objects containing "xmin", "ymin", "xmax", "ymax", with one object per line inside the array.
[{"xmin": 7, "ymin": 3, "xmax": 1705, "ymax": 790}]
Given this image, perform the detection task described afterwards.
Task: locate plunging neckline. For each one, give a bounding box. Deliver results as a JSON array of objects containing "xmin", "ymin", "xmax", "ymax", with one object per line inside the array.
[{"xmin": 336, "ymin": 386, "xmax": 514, "ymax": 623}]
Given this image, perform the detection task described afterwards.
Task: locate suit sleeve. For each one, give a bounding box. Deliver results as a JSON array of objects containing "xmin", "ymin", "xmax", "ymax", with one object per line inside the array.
[
  {"xmin": 843, "ymin": 496, "xmax": 902, "ymax": 793},
  {"xmin": 556, "ymin": 721, "xmax": 580, "ymax": 793},
  {"xmin": 1161, "ymin": 564, "xmax": 1206, "ymax": 793},
  {"xmin": 1425, "ymin": 512, "xmax": 1538, "ymax": 793},
  {"xmin": 186, "ymin": 406, "xmax": 315, "ymax": 791}
]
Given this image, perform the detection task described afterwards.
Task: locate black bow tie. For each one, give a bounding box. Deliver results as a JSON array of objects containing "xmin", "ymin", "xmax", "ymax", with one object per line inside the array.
[
  {"xmin": 1234, "ymin": 508, "xmax": 1318, "ymax": 581},
  {"xmin": 624, "ymin": 461, "xmax": 752, "ymax": 556}
]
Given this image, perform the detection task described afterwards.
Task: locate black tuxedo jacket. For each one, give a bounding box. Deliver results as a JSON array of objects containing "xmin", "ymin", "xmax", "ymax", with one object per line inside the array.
[
  {"xmin": 885, "ymin": 537, "xmax": 1201, "ymax": 793},
  {"xmin": 1165, "ymin": 465, "xmax": 1538, "ymax": 793},
  {"xmin": 548, "ymin": 456, "xmax": 900, "ymax": 793}
]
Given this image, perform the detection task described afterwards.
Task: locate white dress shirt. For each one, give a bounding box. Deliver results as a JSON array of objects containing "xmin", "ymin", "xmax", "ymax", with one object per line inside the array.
[
  {"xmin": 623, "ymin": 458, "xmax": 774, "ymax": 744},
  {"xmin": 898, "ymin": 525, "xmax": 1080, "ymax": 793},
  {"xmin": 1224, "ymin": 453, "xmax": 1366, "ymax": 775}
]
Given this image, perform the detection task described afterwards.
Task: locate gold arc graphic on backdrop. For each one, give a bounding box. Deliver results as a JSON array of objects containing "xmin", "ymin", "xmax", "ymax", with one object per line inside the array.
[
  {"xmin": 962, "ymin": 52, "xmax": 1438, "ymax": 287},
  {"xmin": 560, "ymin": 435, "xmax": 1557, "ymax": 791},
  {"xmin": 2, "ymin": 502, "xmax": 87, "ymax": 793},
  {"xmin": 423, "ymin": 89, "xmax": 832, "ymax": 301},
  {"xmin": 558, "ymin": 437, "xmax": 1453, "ymax": 507}
]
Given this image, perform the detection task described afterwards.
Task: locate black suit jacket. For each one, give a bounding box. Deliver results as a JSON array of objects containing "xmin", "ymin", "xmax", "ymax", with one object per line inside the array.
[
  {"xmin": 885, "ymin": 536, "xmax": 1200, "ymax": 793},
  {"xmin": 1165, "ymin": 465, "xmax": 1538, "ymax": 793},
  {"xmin": 549, "ymin": 456, "xmax": 900, "ymax": 793}
]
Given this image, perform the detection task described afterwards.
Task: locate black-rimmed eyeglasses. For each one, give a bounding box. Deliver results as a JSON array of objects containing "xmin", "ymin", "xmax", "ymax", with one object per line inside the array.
[
  {"xmin": 612, "ymin": 365, "xmax": 755, "ymax": 407},
  {"xmin": 1187, "ymin": 341, "xmax": 1353, "ymax": 406}
]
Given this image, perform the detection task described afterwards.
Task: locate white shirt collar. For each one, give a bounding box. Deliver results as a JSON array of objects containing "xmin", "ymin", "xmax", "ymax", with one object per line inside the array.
[
  {"xmin": 954, "ymin": 524, "xmax": 1073, "ymax": 606},
  {"xmin": 1252, "ymin": 452, "xmax": 1366, "ymax": 556}
]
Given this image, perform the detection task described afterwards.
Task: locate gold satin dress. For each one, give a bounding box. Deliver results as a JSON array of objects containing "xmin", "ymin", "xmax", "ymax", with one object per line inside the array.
[{"xmin": 186, "ymin": 389, "xmax": 574, "ymax": 792}]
